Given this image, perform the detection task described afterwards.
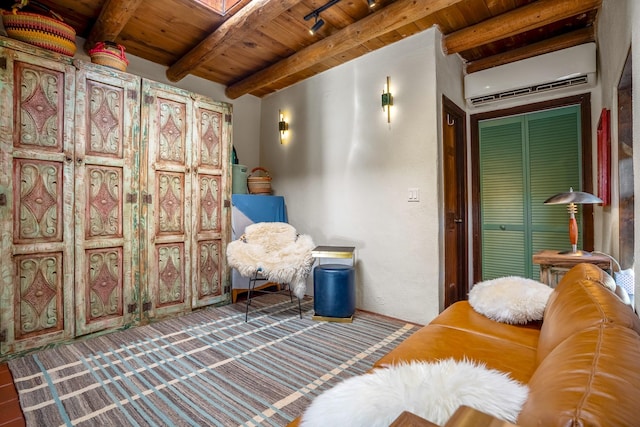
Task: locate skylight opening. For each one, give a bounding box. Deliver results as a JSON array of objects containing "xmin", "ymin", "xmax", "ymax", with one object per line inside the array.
[{"xmin": 192, "ymin": 0, "xmax": 244, "ymax": 16}]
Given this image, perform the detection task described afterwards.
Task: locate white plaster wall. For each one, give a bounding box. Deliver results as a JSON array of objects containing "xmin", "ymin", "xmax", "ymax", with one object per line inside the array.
[
  {"xmin": 74, "ymin": 38, "xmax": 262, "ymax": 169},
  {"xmin": 259, "ymin": 29, "xmax": 458, "ymax": 325}
]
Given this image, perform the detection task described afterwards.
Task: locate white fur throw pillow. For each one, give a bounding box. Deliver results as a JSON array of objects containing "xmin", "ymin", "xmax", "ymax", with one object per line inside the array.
[
  {"xmin": 300, "ymin": 359, "xmax": 528, "ymax": 427},
  {"xmin": 468, "ymin": 276, "xmax": 553, "ymax": 324}
]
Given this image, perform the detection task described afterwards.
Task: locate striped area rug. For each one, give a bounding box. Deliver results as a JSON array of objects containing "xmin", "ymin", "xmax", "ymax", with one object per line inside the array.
[{"xmin": 8, "ymin": 294, "xmax": 417, "ymax": 426}]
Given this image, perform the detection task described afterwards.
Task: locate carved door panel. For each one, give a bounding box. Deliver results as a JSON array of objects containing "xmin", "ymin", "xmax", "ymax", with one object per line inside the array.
[
  {"xmin": 141, "ymin": 81, "xmax": 194, "ymax": 320},
  {"xmin": 0, "ymin": 47, "xmax": 76, "ymax": 356},
  {"xmin": 74, "ymin": 64, "xmax": 141, "ymax": 336},
  {"xmin": 191, "ymin": 97, "xmax": 231, "ymax": 308}
]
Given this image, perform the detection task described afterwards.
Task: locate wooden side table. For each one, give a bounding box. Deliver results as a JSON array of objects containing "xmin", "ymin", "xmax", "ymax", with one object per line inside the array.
[
  {"xmin": 532, "ymin": 250, "xmax": 612, "ymax": 287},
  {"xmin": 390, "ymin": 406, "xmax": 517, "ymax": 427},
  {"xmin": 390, "ymin": 411, "xmax": 438, "ymax": 427}
]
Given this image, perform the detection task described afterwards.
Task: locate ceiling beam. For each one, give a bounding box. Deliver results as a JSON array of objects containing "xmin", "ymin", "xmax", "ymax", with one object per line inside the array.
[
  {"xmin": 166, "ymin": 0, "xmax": 304, "ymax": 83},
  {"xmin": 83, "ymin": 0, "xmax": 144, "ymax": 52},
  {"xmin": 465, "ymin": 27, "xmax": 595, "ymax": 74},
  {"xmin": 224, "ymin": 0, "xmax": 466, "ymax": 99},
  {"xmin": 443, "ymin": 0, "xmax": 602, "ymax": 55}
]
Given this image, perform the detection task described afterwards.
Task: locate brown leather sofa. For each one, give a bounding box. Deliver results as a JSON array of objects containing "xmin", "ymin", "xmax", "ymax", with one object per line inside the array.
[{"xmin": 289, "ymin": 263, "xmax": 640, "ymax": 426}]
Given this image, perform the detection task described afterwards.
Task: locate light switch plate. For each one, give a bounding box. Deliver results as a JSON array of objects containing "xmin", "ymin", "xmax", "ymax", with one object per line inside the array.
[{"xmin": 408, "ymin": 188, "xmax": 420, "ymax": 202}]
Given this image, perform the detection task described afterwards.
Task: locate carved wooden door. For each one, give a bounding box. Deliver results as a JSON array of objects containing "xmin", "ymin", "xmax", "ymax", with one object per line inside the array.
[
  {"xmin": 0, "ymin": 38, "xmax": 231, "ymax": 359},
  {"xmin": 0, "ymin": 46, "xmax": 76, "ymax": 356},
  {"xmin": 73, "ymin": 63, "xmax": 141, "ymax": 336},
  {"xmin": 191, "ymin": 96, "xmax": 232, "ymax": 308},
  {"xmin": 140, "ymin": 81, "xmax": 232, "ymax": 320},
  {"xmin": 141, "ymin": 81, "xmax": 194, "ymax": 320}
]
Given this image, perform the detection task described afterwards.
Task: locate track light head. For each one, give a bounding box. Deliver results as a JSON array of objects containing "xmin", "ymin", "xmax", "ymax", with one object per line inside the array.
[
  {"xmin": 309, "ymin": 17, "xmax": 325, "ymax": 35},
  {"xmin": 367, "ymin": 0, "xmax": 376, "ymax": 8},
  {"xmin": 303, "ymin": 0, "xmax": 341, "ymax": 36}
]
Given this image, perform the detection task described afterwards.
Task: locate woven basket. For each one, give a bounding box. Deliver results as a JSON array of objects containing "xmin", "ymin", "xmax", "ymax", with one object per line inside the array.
[
  {"xmin": 1, "ymin": 10, "xmax": 76, "ymax": 56},
  {"xmin": 89, "ymin": 41, "xmax": 129, "ymax": 71},
  {"xmin": 247, "ymin": 167, "xmax": 272, "ymax": 195}
]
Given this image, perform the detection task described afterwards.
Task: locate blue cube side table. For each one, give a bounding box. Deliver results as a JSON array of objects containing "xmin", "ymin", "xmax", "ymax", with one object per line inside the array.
[{"xmin": 311, "ymin": 246, "xmax": 355, "ymax": 322}]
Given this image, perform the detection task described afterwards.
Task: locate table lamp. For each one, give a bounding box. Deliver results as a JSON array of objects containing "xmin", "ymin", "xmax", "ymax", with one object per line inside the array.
[{"xmin": 544, "ymin": 187, "xmax": 602, "ymax": 256}]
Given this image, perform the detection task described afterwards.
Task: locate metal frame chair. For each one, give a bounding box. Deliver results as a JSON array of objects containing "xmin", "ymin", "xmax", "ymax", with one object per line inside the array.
[{"xmin": 245, "ymin": 270, "xmax": 302, "ymax": 322}]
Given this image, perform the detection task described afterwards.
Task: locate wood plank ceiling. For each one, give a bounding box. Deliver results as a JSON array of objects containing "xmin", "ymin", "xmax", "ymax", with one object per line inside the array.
[{"xmin": 1, "ymin": 0, "xmax": 602, "ymax": 99}]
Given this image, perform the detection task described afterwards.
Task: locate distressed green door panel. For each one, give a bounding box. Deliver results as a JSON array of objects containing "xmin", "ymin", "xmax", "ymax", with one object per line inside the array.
[
  {"xmin": 0, "ymin": 44, "xmax": 76, "ymax": 357},
  {"xmin": 191, "ymin": 97, "xmax": 232, "ymax": 308},
  {"xmin": 74, "ymin": 62, "xmax": 141, "ymax": 336},
  {"xmin": 141, "ymin": 80, "xmax": 194, "ymax": 320}
]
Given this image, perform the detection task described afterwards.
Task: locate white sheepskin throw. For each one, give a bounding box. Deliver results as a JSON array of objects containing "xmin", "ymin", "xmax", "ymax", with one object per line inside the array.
[
  {"xmin": 226, "ymin": 222, "xmax": 315, "ymax": 299},
  {"xmin": 300, "ymin": 359, "xmax": 528, "ymax": 427},
  {"xmin": 468, "ymin": 276, "xmax": 553, "ymax": 324}
]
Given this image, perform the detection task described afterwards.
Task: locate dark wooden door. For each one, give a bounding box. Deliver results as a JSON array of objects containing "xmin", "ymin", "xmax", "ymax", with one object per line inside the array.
[{"xmin": 442, "ymin": 96, "xmax": 468, "ymax": 308}]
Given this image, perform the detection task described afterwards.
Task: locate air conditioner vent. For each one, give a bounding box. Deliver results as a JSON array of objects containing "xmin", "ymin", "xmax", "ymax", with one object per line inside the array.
[
  {"xmin": 464, "ymin": 43, "xmax": 596, "ymax": 107},
  {"xmin": 469, "ymin": 75, "xmax": 590, "ymax": 106}
]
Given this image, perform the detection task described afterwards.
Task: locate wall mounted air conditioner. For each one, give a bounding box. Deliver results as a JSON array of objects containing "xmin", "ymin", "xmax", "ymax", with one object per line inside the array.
[{"xmin": 464, "ymin": 43, "xmax": 596, "ymax": 107}]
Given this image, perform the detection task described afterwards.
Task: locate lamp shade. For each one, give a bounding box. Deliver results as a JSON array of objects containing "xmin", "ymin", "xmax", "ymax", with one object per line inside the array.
[{"xmin": 544, "ymin": 189, "xmax": 603, "ymax": 205}]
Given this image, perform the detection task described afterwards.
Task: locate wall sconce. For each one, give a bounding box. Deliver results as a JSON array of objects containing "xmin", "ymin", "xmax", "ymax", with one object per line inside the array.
[
  {"xmin": 544, "ymin": 187, "xmax": 603, "ymax": 255},
  {"xmin": 381, "ymin": 76, "xmax": 393, "ymax": 123},
  {"xmin": 278, "ymin": 109, "xmax": 289, "ymax": 144}
]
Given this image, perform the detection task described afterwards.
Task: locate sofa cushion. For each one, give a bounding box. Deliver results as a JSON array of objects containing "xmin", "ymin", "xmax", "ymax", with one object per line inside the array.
[
  {"xmin": 518, "ymin": 324, "xmax": 640, "ymax": 427},
  {"xmin": 430, "ymin": 301, "xmax": 541, "ymax": 349},
  {"xmin": 373, "ymin": 324, "xmax": 538, "ymax": 384},
  {"xmin": 537, "ymin": 263, "xmax": 640, "ymax": 364}
]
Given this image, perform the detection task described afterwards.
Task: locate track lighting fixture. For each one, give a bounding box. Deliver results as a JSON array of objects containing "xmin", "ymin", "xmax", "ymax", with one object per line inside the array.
[
  {"xmin": 309, "ymin": 16, "xmax": 325, "ymax": 35},
  {"xmin": 367, "ymin": 0, "xmax": 376, "ymax": 8},
  {"xmin": 304, "ymin": 0, "xmax": 341, "ymax": 35}
]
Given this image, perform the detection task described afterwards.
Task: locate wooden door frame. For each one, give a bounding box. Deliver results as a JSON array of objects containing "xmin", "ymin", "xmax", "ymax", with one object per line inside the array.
[
  {"xmin": 617, "ymin": 48, "xmax": 633, "ymax": 269},
  {"xmin": 442, "ymin": 96, "xmax": 468, "ymax": 307},
  {"xmin": 470, "ymin": 93, "xmax": 593, "ymax": 283}
]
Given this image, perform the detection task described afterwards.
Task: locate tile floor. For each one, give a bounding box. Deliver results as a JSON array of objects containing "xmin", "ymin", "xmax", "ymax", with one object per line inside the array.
[{"xmin": 0, "ymin": 364, "xmax": 25, "ymax": 427}]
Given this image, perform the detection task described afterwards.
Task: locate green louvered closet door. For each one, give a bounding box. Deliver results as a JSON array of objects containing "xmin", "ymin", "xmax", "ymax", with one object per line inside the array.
[{"xmin": 479, "ymin": 105, "xmax": 582, "ymax": 281}]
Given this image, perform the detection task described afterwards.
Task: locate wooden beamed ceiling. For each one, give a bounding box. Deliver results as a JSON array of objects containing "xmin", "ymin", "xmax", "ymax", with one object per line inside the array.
[
  {"xmin": 225, "ymin": 0, "xmax": 466, "ymax": 99},
  {"xmin": 11, "ymin": 0, "xmax": 602, "ymax": 99}
]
